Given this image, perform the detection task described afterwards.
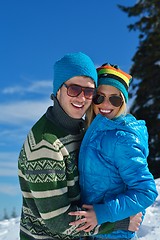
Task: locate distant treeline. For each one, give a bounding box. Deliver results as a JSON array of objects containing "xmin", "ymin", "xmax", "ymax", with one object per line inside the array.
[{"xmin": 1, "ymin": 207, "xmax": 17, "ymax": 220}]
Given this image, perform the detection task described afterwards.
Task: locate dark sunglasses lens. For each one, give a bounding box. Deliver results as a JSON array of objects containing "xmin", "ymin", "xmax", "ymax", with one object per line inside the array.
[
  {"xmin": 84, "ymin": 88, "xmax": 95, "ymax": 99},
  {"xmin": 93, "ymin": 94, "xmax": 105, "ymax": 104},
  {"xmin": 68, "ymin": 85, "xmax": 81, "ymax": 97},
  {"xmin": 67, "ymin": 85, "xmax": 94, "ymax": 99},
  {"xmin": 109, "ymin": 96, "xmax": 123, "ymax": 107}
]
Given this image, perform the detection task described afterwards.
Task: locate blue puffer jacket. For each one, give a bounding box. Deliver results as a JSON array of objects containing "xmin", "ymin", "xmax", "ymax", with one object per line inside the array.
[{"xmin": 79, "ymin": 114, "xmax": 158, "ymax": 239}]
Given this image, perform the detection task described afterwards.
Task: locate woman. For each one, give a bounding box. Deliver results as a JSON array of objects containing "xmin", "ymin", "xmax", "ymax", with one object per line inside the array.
[{"xmin": 69, "ymin": 63, "xmax": 158, "ymax": 239}]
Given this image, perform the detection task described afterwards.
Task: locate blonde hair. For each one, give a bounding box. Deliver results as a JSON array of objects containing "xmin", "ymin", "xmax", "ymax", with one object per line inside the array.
[{"xmin": 85, "ymin": 92, "xmax": 127, "ymax": 128}]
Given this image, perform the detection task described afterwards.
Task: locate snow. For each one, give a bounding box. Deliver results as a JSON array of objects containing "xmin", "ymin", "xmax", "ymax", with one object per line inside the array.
[
  {"xmin": 137, "ymin": 178, "xmax": 160, "ymax": 240},
  {"xmin": 0, "ymin": 179, "xmax": 159, "ymax": 240},
  {"xmin": 0, "ymin": 217, "xmax": 20, "ymax": 240}
]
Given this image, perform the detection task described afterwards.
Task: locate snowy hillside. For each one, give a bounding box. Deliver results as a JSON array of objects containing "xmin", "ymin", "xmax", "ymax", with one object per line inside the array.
[
  {"xmin": 0, "ymin": 217, "xmax": 20, "ymax": 240},
  {"xmin": 0, "ymin": 179, "xmax": 159, "ymax": 240},
  {"xmin": 137, "ymin": 178, "xmax": 160, "ymax": 240}
]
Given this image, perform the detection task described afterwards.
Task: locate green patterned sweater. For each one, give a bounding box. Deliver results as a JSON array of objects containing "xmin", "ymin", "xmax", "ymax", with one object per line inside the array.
[{"xmin": 18, "ymin": 98, "xmax": 127, "ymax": 240}]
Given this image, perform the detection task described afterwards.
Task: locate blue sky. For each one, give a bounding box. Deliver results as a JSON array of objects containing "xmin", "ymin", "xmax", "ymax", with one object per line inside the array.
[{"xmin": 0, "ymin": 0, "xmax": 139, "ymax": 219}]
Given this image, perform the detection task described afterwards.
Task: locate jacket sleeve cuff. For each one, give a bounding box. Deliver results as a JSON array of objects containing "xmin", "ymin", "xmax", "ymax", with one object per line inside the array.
[
  {"xmin": 93, "ymin": 203, "xmax": 111, "ymax": 224},
  {"xmin": 114, "ymin": 217, "xmax": 130, "ymax": 231}
]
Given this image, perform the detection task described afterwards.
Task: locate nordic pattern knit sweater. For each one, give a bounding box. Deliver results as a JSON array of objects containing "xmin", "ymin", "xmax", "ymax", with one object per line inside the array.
[{"xmin": 18, "ymin": 97, "xmax": 128, "ymax": 240}]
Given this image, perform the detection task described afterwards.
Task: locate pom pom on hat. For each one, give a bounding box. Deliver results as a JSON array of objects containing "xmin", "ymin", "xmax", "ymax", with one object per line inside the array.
[
  {"xmin": 97, "ymin": 63, "xmax": 132, "ymax": 102},
  {"xmin": 53, "ymin": 52, "xmax": 97, "ymax": 95}
]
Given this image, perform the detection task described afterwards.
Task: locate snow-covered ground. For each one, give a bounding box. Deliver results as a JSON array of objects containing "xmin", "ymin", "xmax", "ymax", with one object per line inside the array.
[
  {"xmin": 0, "ymin": 217, "xmax": 20, "ymax": 240},
  {"xmin": 0, "ymin": 179, "xmax": 159, "ymax": 240},
  {"xmin": 137, "ymin": 178, "xmax": 160, "ymax": 240}
]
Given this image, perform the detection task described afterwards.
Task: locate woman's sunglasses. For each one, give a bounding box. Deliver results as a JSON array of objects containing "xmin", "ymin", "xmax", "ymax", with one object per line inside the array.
[
  {"xmin": 93, "ymin": 94, "xmax": 123, "ymax": 107},
  {"xmin": 63, "ymin": 83, "xmax": 95, "ymax": 99}
]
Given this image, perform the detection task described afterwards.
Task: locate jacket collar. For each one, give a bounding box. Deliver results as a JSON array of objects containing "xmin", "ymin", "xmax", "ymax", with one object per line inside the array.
[{"xmin": 46, "ymin": 95, "xmax": 86, "ymax": 134}]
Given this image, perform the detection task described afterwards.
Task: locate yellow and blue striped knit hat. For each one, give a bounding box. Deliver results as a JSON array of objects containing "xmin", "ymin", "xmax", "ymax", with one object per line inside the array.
[
  {"xmin": 97, "ymin": 63, "xmax": 132, "ymax": 103},
  {"xmin": 53, "ymin": 52, "xmax": 97, "ymax": 95}
]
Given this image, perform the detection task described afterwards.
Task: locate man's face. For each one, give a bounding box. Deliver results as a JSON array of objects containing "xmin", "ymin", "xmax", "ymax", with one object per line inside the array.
[{"xmin": 57, "ymin": 76, "xmax": 95, "ymax": 119}]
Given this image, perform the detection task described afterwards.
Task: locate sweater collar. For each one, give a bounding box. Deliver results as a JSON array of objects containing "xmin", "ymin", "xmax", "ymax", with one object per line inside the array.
[{"xmin": 46, "ymin": 95, "xmax": 86, "ymax": 134}]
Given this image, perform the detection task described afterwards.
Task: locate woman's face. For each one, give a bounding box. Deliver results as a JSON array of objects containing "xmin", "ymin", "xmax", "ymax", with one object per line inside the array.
[{"xmin": 93, "ymin": 85, "xmax": 123, "ymax": 119}]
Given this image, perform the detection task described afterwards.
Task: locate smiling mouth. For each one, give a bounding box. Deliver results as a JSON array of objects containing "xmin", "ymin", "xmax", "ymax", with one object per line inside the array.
[
  {"xmin": 72, "ymin": 103, "xmax": 84, "ymax": 109},
  {"xmin": 99, "ymin": 109, "xmax": 112, "ymax": 114}
]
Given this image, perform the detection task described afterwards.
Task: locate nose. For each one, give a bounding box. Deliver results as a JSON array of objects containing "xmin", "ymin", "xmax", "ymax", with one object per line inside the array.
[
  {"xmin": 102, "ymin": 97, "xmax": 111, "ymax": 106},
  {"xmin": 77, "ymin": 90, "xmax": 86, "ymax": 100}
]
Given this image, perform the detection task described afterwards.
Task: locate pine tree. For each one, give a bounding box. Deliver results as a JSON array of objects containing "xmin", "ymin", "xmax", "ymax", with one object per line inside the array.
[
  {"xmin": 3, "ymin": 208, "xmax": 9, "ymax": 220},
  {"xmin": 118, "ymin": 0, "xmax": 160, "ymax": 178},
  {"xmin": 11, "ymin": 207, "xmax": 17, "ymax": 218}
]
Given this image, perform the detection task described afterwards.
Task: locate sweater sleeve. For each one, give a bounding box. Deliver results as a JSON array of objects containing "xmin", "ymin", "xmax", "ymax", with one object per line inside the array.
[
  {"xmin": 18, "ymin": 131, "xmax": 115, "ymax": 237},
  {"xmin": 93, "ymin": 131, "xmax": 158, "ymax": 224}
]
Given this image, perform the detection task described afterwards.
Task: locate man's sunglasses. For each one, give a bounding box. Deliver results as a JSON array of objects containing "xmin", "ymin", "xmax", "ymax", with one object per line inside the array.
[
  {"xmin": 93, "ymin": 94, "xmax": 123, "ymax": 107},
  {"xmin": 63, "ymin": 83, "xmax": 95, "ymax": 99}
]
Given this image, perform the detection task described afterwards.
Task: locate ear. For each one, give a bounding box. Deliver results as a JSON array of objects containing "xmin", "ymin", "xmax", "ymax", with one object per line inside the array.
[
  {"xmin": 56, "ymin": 89, "xmax": 60, "ymax": 100},
  {"xmin": 50, "ymin": 93, "xmax": 54, "ymax": 100}
]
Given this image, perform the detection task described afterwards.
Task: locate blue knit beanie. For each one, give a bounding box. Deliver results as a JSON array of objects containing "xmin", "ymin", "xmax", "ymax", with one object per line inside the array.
[{"xmin": 53, "ymin": 52, "xmax": 97, "ymax": 95}]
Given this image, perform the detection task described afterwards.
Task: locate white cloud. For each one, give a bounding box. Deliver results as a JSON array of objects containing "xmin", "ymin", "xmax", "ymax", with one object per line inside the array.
[
  {"xmin": 2, "ymin": 80, "xmax": 52, "ymax": 95},
  {"xmin": 0, "ymin": 128, "xmax": 28, "ymax": 148},
  {"xmin": 0, "ymin": 80, "xmax": 52, "ymax": 125},
  {"xmin": 0, "ymin": 183, "xmax": 20, "ymax": 195},
  {"xmin": 0, "ymin": 169, "xmax": 17, "ymax": 177},
  {"xmin": 0, "ymin": 153, "xmax": 18, "ymax": 177},
  {"xmin": 0, "ymin": 152, "xmax": 18, "ymax": 162},
  {"xmin": 0, "ymin": 98, "xmax": 51, "ymax": 125}
]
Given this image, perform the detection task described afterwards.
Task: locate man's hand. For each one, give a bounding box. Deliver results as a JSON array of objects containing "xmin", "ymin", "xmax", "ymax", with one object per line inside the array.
[{"xmin": 128, "ymin": 212, "xmax": 143, "ymax": 232}]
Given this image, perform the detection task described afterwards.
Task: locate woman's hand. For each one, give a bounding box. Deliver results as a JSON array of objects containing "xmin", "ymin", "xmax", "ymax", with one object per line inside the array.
[
  {"xmin": 68, "ymin": 204, "xmax": 98, "ymax": 232},
  {"xmin": 69, "ymin": 205, "xmax": 142, "ymax": 233},
  {"xmin": 128, "ymin": 212, "xmax": 143, "ymax": 232}
]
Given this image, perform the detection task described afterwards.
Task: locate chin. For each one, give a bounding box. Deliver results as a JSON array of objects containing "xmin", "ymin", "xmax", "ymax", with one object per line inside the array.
[{"xmin": 69, "ymin": 113, "xmax": 84, "ymax": 119}]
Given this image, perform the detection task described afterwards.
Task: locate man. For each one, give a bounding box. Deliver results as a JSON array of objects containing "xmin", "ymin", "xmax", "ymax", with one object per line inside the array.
[{"xmin": 18, "ymin": 52, "xmax": 141, "ymax": 240}]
